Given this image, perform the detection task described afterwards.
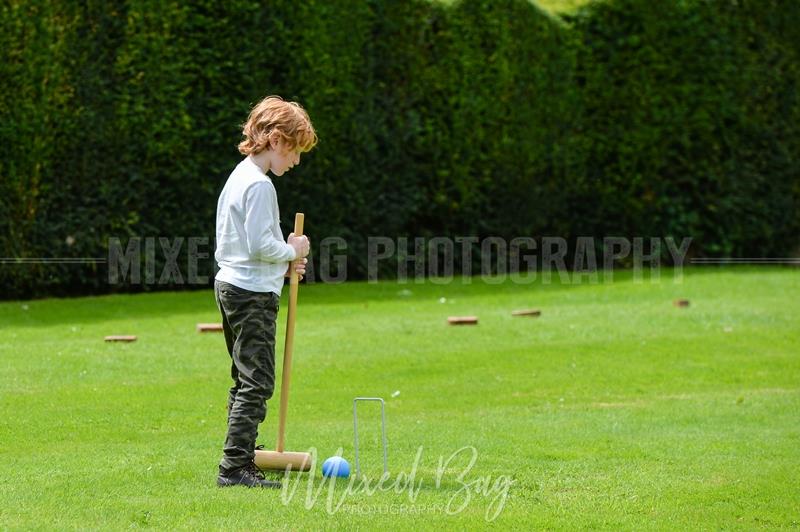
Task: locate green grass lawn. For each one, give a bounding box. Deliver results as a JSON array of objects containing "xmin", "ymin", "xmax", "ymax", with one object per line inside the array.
[{"xmin": 1, "ymin": 267, "xmax": 798, "ymax": 530}]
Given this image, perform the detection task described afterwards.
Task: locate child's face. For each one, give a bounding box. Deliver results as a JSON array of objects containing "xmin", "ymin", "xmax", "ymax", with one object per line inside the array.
[{"xmin": 269, "ymin": 137, "xmax": 301, "ymax": 177}]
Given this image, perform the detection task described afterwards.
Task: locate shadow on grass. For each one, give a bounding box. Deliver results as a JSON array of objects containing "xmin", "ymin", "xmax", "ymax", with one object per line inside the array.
[
  {"xmin": 2, "ymin": 266, "xmax": 790, "ymax": 328},
  {"xmin": 1, "ymin": 272, "xmax": 593, "ymax": 328},
  {"xmin": 0, "ymin": 290, "xmax": 217, "ymax": 329}
]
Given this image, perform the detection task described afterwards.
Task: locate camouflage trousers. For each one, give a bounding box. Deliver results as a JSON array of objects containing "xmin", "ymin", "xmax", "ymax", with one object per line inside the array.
[{"xmin": 214, "ymin": 280, "xmax": 279, "ymax": 471}]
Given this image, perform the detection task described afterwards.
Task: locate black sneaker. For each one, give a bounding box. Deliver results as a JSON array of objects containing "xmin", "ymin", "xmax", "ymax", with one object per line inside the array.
[
  {"xmin": 246, "ymin": 462, "xmax": 282, "ymax": 485},
  {"xmin": 217, "ymin": 464, "xmax": 281, "ymax": 489}
]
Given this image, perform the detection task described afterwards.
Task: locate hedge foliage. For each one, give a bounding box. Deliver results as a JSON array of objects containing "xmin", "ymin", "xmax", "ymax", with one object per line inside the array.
[
  {"xmin": 1, "ymin": 0, "xmax": 798, "ymax": 298},
  {"xmin": 567, "ymin": 0, "xmax": 800, "ymax": 256}
]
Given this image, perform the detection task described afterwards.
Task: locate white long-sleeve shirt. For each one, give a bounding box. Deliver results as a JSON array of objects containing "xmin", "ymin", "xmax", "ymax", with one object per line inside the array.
[{"xmin": 214, "ymin": 157, "xmax": 296, "ymax": 295}]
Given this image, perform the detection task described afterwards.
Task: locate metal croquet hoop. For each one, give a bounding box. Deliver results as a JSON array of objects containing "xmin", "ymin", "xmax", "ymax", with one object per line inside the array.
[{"xmin": 353, "ymin": 397, "xmax": 388, "ymax": 478}]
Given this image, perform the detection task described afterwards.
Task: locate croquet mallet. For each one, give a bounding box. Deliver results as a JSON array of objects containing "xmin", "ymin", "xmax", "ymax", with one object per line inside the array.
[{"xmin": 254, "ymin": 212, "xmax": 312, "ymax": 472}]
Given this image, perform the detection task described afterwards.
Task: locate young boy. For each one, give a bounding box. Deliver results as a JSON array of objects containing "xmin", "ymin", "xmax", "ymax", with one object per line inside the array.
[{"xmin": 214, "ymin": 95, "xmax": 317, "ymax": 488}]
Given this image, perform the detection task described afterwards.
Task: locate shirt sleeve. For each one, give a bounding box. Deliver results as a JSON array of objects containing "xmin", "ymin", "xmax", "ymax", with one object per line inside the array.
[{"xmin": 243, "ymin": 181, "xmax": 297, "ymax": 263}]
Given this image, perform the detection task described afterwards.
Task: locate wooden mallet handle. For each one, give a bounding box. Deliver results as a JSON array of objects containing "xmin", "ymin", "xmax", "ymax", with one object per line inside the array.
[{"xmin": 275, "ymin": 213, "xmax": 304, "ymax": 452}]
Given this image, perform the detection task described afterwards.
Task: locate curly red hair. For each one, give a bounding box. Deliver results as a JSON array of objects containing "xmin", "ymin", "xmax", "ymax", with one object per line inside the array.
[{"xmin": 238, "ymin": 95, "xmax": 318, "ymax": 155}]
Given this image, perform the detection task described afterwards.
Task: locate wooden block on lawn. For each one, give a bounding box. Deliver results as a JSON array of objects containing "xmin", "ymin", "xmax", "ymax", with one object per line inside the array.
[
  {"xmin": 511, "ymin": 309, "xmax": 541, "ymax": 317},
  {"xmin": 448, "ymin": 316, "xmax": 478, "ymax": 325},
  {"xmin": 673, "ymin": 299, "xmax": 690, "ymax": 308},
  {"xmin": 104, "ymin": 335, "xmax": 137, "ymax": 342},
  {"xmin": 197, "ymin": 323, "xmax": 224, "ymax": 333}
]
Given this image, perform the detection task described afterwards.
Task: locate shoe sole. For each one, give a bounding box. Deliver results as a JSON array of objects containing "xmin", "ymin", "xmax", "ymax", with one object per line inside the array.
[{"xmin": 217, "ymin": 477, "xmax": 282, "ymax": 489}]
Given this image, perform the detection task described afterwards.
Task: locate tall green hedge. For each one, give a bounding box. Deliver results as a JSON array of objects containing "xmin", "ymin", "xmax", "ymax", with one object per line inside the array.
[
  {"xmin": 567, "ymin": 0, "xmax": 800, "ymax": 256},
  {"xmin": 0, "ymin": 0, "xmax": 798, "ymax": 299}
]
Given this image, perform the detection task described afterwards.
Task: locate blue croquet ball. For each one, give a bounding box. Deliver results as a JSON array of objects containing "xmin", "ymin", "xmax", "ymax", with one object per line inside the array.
[{"xmin": 321, "ymin": 456, "xmax": 351, "ymax": 478}]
